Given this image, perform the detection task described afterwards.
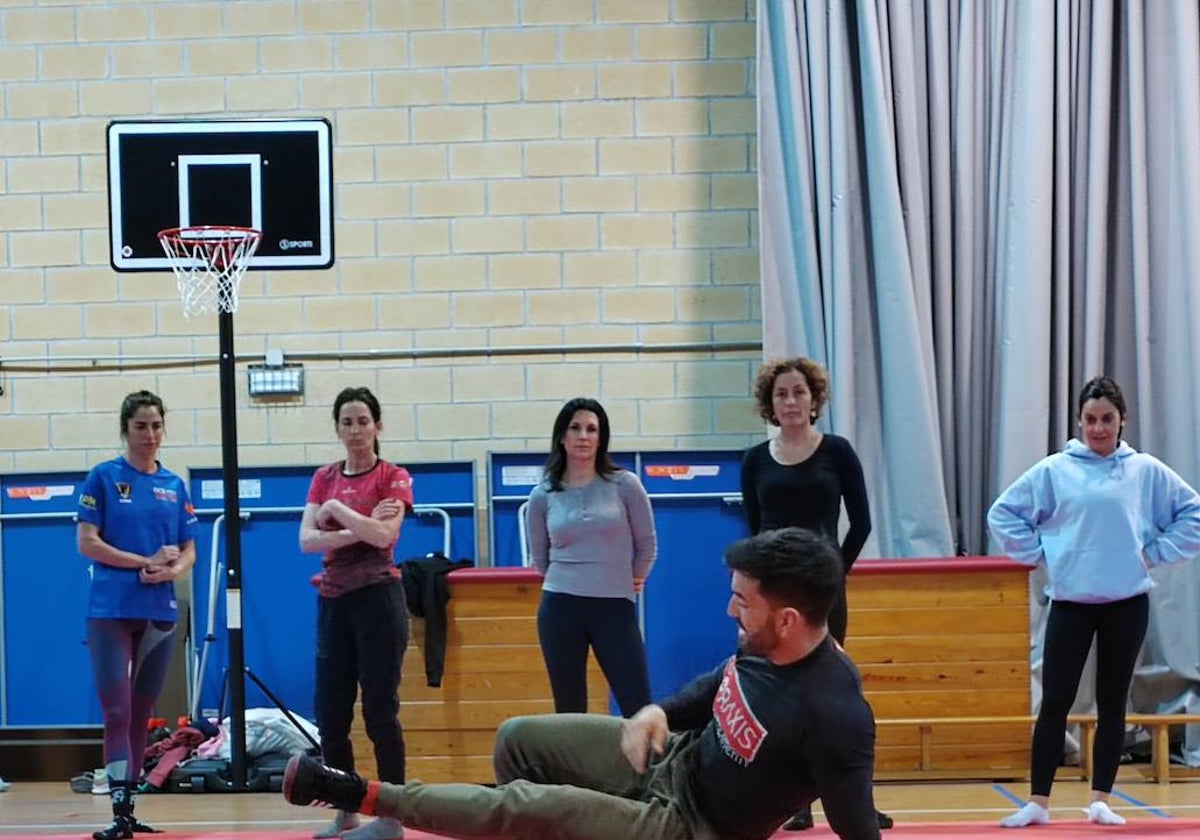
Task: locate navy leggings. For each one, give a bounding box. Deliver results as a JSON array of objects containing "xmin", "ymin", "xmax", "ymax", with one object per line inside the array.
[
  {"xmin": 315, "ymin": 578, "xmax": 408, "ymax": 783},
  {"xmin": 87, "ymin": 618, "xmax": 176, "ymax": 783},
  {"xmin": 537, "ymin": 590, "xmax": 651, "ymax": 718},
  {"xmin": 1031, "ymin": 594, "xmax": 1149, "ymax": 795}
]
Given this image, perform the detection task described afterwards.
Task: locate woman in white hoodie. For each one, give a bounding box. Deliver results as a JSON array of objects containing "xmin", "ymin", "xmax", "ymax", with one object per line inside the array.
[{"xmin": 988, "ymin": 375, "xmax": 1200, "ymax": 828}]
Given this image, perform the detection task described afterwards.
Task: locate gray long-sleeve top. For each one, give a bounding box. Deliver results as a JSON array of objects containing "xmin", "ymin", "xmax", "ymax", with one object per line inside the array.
[{"xmin": 526, "ymin": 470, "xmax": 657, "ymax": 601}]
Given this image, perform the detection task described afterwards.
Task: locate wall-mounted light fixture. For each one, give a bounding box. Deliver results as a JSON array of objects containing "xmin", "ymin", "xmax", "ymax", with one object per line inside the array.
[{"xmin": 247, "ymin": 348, "xmax": 304, "ymax": 398}]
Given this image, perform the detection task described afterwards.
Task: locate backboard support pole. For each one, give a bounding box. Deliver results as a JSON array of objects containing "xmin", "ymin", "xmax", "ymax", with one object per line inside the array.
[{"xmin": 217, "ymin": 308, "xmax": 249, "ymax": 790}]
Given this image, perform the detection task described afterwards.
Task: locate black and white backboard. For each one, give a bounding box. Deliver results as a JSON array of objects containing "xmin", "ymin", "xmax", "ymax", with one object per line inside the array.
[{"xmin": 107, "ymin": 119, "xmax": 334, "ymax": 271}]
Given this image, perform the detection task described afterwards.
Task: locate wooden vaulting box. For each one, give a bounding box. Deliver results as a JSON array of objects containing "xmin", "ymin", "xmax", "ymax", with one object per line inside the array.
[
  {"xmin": 845, "ymin": 558, "xmax": 1033, "ymax": 779},
  {"xmin": 354, "ymin": 559, "xmax": 1031, "ymax": 783},
  {"xmin": 353, "ymin": 568, "xmax": 608, "ymax": 783}
]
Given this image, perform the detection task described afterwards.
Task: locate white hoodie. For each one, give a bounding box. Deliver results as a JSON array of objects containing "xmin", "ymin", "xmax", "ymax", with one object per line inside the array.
[{"xmin": 988, "ymin": 439, "xmax": 1200, "ymax": 603}]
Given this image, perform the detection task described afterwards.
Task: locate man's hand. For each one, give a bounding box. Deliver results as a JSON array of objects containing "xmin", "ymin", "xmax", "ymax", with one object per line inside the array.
[{"xmin": 620, "ymin": 704, "xmax": 669, "ymax": 774}]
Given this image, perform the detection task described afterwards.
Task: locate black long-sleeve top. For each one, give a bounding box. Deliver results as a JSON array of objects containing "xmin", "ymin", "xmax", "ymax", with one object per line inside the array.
[
  {"xmin": 659, "ymin": 640, "xmax": 880, "ymax": 840},
  {"xmin": 739, "ymin": 436, "xmax": 871, "ymax": 570}
]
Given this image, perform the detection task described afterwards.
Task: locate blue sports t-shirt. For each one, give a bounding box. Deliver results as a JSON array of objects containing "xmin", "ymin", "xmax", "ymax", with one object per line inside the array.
[{"xmin": 77, "ymin": 456, "xmax": 198, "ymax": 621}]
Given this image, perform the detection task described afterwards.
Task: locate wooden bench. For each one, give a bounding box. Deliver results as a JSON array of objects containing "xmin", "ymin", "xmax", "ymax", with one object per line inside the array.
[
  {"xmin": 875, "ymin": 713, "xmax": 1200, "ymax": 784},
  {"xmin": 1076, "ymin": 713, "xmax": 1200, "ymax": 785}
]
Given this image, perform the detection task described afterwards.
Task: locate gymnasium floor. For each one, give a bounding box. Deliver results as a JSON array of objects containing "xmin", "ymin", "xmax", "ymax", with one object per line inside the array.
[{"xmin": 4, "ymin": 769, "xmax": 1200, "ymax": 838}]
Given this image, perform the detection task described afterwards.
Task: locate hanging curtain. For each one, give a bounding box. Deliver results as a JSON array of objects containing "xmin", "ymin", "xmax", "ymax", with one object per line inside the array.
[{"xmin": 758, "ymin": 0, "xmax": 1200, "ymax": 764}]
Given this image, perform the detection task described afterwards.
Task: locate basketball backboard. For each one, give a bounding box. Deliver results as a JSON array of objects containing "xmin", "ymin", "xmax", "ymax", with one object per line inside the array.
[{"xmin": 107, "ymin": 119, "xmax": 334, "ymax": 272}]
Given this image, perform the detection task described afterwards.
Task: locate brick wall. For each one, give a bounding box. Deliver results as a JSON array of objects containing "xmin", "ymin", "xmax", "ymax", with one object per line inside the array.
[{"xmin": 0, "ymin": 0, "xmax": 762, "ymax": 554}]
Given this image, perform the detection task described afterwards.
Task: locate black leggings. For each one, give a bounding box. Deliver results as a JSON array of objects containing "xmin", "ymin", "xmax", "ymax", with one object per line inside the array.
[
  {"xmin": 1031, "ymin": 594, "xmax": 1149, "ymax": 795},
  {"xmin": 315, "ymin": 578, "xmax": 409, "ymax": 783},
  {"xmin": 537, "ymin": 591, "xmax": 651, "ymax": 718}
]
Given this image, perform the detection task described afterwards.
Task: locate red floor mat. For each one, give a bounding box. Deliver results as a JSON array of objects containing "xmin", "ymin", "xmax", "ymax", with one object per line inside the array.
[
  {"xmin": 24, "ymin": 821, "xmax": 1200, "ymax": 839},
  {"xmin": 800, "ymin": 819, "xmax": 1200, "ymax": 837}
]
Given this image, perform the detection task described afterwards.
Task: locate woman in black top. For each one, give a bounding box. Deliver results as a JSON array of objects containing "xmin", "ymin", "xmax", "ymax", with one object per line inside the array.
[
  {"xmin": 741, "ymin": 357, "xmax": 888, "ymax": 832},
  {"xmin": 741, "ymin": 358, "xmax": 870, "ymax": 643}
]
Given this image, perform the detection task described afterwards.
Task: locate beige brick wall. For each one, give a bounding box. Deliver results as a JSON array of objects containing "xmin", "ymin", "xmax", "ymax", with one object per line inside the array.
[{"xmin": 0, "ymin": 0, "xmax": 763, "ymax": 558}]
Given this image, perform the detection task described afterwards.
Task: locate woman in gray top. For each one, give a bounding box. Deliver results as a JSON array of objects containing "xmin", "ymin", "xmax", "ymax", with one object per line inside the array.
[{"xmin": 526, "ymin": 397, "xmax": 657, "ymax": 716}]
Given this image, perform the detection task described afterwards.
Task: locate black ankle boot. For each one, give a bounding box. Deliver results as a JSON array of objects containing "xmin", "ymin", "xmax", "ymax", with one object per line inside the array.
[
  {"xmin": 283, "ymin": 755, "xmax": 368, "ymax": 813},
  {"xmin": 93, "ymin": 783, "xmax": 135, "ymax": 840},
  {"xmin": 92, "ymin": 815, "xmax": 134, "ymax": 840},
  {"xmin": 126, "ymin": 792, "xmax": 162, "ymax": 835},
  {"xmin": 112, "ymin": 782, "xmax": 162, "ymax": 835},
  {"xmin": 128, "ymin": 816, "xmax": 162, "ymax": 834}
]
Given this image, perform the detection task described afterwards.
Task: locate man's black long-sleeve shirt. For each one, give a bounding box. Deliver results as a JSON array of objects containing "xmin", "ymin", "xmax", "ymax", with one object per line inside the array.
[{"xmin": 659, "ymin": 639, "xmax": 880, "ymax": 840}]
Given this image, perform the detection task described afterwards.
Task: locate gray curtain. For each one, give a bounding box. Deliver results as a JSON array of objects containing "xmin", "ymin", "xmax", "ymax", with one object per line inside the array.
[{"xmin": 759, "ymin": 0, "xmax": 1200, "ymax": 764}]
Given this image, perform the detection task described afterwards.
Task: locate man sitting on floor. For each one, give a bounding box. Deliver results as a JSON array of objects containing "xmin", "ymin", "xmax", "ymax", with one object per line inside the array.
[{"xmin": 283, "ymin": 526, "xmax": 882, "ymax": 840}]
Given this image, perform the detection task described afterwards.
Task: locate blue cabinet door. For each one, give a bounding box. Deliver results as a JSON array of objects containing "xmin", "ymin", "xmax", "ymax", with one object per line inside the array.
[
  {"xmin": 1, "ymin": 472, "xmax": 101, "ymax": 725},
  {"xmin": 640, "ymin": 451, "xmax": 749, "ymax": 701}
]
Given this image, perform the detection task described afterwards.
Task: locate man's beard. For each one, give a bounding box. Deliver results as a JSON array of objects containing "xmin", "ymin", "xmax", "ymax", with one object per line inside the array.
[{"xmin": 737, "ymin": 624, "xmax": 777, "ymax": 657}]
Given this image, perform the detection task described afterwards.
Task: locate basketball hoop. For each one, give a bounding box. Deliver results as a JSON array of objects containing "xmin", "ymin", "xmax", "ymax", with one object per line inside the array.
[{"xmin": 158, "ymin": 226, "xmax": 262, "ymax": 318}]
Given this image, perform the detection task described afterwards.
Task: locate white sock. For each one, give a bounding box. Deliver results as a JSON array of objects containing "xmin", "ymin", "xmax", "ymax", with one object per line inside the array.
[
  {"xmin": 313, "ymin": 810, "xmax": 360, "ymax": 839},
  {"xmin": 1086, "ymin": 801, "xmax": 1126, "ymax": 826},
  {"xmin": 1000, "ymin": 801, "xmax": 1050, "ymax": 828},
  {"xmin": 342, "ymin": 816, "xmax": 404, "ymax": 840}
]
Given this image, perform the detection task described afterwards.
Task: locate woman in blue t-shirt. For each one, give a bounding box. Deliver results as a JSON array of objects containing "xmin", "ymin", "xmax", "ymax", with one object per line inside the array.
[{"xmin": 77, "ymin": 391, "xmax": 197, "ymax": 840}]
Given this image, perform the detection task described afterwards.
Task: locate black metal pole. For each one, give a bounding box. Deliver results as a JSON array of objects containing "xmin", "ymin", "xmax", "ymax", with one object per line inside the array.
[
  {"xmin": 217, "ymin": 307, "xmax": 248, "ymax": 789},
  {"xmin": 244, "ymin": 668, "xmax": 322, "ymax": 752}
]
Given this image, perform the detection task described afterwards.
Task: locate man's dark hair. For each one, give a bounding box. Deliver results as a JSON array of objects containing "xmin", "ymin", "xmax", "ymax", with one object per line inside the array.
[{"xmin": 724, "ymin": 527, "xmax": 844, "ymax": 627}]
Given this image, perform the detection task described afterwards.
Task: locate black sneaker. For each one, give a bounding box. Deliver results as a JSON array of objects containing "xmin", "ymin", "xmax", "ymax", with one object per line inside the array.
[
  {"xmin": 782, "ymin": 806, "xmax": 814, "ymax": 831},
  {"xmin": 877, "ymin": 810, "xmax": 894, "ymax": 829},
  {"xmin": 92, "ymin": 815, "xmax": 134, "ymax": 840},
  {"xmin": 283, "ymin": 755, "xmax": 367, "ymax": 813}
]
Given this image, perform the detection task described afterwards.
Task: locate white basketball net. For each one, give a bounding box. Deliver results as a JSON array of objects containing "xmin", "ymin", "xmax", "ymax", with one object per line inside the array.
[{"xmin": 158, "ymin": 227, "xmax": 262, "ymax": 318}]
